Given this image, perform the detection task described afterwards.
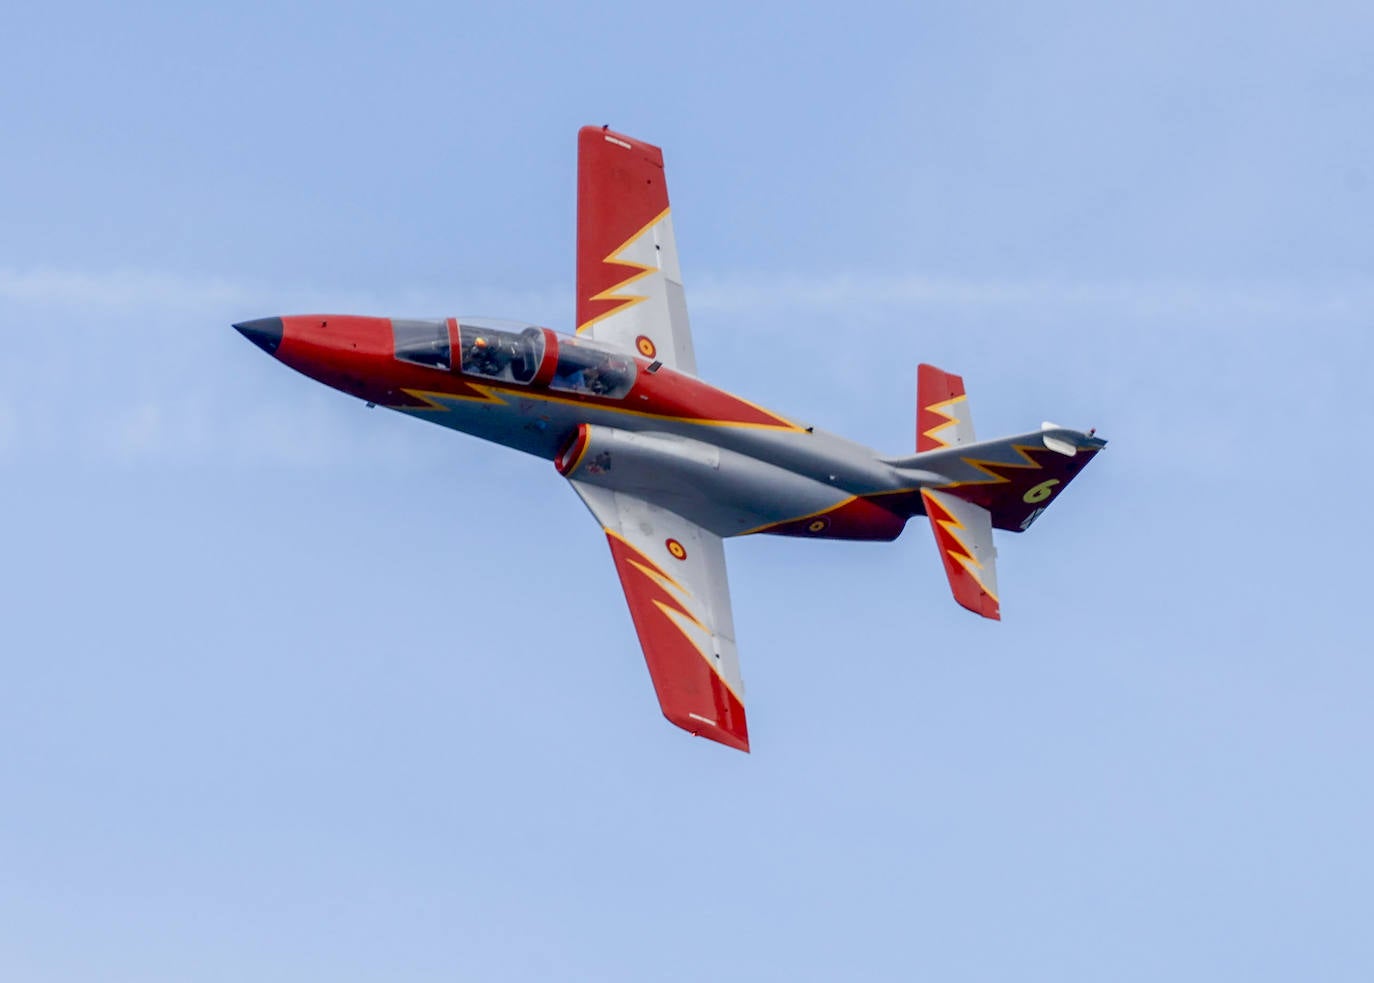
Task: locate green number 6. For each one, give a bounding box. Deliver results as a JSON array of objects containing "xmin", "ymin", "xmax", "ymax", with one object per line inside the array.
[{"xmin": 1023, "ymin": 479, "xmax": 1061, "ymax": 504}]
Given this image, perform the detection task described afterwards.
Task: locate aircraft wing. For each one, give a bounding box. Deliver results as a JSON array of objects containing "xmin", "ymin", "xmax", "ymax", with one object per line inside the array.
[
  {"xmin": 576, "ymin": 126, "xmax": 697, "ymax": 374},
  {"xmin": 568, "ymin": 480, "xmax": 747, "ymax": 751}
]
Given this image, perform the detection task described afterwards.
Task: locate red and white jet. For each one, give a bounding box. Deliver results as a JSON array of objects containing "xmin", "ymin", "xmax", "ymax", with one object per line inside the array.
[{"xmin": 234, "ymin": 126, "xmax": 1107, "ymax": 752}]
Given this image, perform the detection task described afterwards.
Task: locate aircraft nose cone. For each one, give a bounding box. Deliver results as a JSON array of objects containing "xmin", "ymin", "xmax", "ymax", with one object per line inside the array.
[{"xmin": 233, "ymin": 317, "xmax": 283, "ymax": 355}]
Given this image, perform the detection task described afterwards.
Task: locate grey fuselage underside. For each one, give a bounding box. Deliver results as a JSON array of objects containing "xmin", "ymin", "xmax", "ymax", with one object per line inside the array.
[{"xmin": 394, "ymin": 384, "xmax": 928, "ymax": 508}]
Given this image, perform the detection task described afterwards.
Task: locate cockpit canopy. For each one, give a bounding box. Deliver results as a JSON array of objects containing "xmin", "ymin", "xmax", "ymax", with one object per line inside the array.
[
  {"xmin": 549, "ymin": 334, "xmax": 635, "ymax": 398},
  {"xmin": 393, "ymin": 319, "xmax": 451, "ymax": 370},
  {"xmin": 391, "ymin": 317, "xmax": 637, "ymax": 399},
  {"xmin": 459, "ymin": 319, "xmax": 545, "ymax": 384}
]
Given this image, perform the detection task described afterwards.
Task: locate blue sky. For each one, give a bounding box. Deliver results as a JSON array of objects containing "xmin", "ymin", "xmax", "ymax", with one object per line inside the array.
[{"xmin": 2, "ymin": 2, "xmax": 1372, "ymax": 979}]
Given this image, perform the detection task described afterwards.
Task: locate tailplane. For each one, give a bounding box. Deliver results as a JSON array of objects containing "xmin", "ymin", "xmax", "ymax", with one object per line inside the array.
[
  {"xmin": 898, "ymin": 363, "xmax": 1107, "ymax": 620},
  {"xmin": 921, "ymin": 487, "xmax": 1000, "ymax": 620}
]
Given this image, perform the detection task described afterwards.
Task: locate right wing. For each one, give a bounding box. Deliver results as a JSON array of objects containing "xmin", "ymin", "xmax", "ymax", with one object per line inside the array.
[
  {"xmin": 568, "ymin": 480, "xmax": 748, "ymax": 752},
  {"xmin": 575, "ymin": 126, "xmax": 698, "ymax": 374}
]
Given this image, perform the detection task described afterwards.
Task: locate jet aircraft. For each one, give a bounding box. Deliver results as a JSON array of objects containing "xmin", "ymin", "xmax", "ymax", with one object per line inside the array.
[{"xmin": 233, "ymin": 126, "xmax": 1107, "ymax": 752}]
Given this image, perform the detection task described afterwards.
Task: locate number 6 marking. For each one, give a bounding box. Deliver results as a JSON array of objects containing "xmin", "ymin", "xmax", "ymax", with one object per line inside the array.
[{"xmin": 1023, "ymin": 479, "xmax": 1060, "ymax": 504}]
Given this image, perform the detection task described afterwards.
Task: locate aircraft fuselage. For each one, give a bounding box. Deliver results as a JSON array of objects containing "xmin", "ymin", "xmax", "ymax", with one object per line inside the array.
[
  {"xmin": 236, "ymin": 313, "xmax": 926, "ymax": 540},
  {"xmin": 230, "ymin": 124, "xmax": 1108, "ymax": 752}
]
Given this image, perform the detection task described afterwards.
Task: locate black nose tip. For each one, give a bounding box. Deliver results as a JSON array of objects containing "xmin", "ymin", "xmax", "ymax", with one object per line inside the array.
[{"xmin": 233, "ymin": 317, "xmax": 283, "ymax": 355}]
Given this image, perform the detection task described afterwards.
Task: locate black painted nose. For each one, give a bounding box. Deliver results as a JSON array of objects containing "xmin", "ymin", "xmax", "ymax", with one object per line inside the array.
[{"xmin": 233, "ymin": 317, "xmax": 283, "ymax": 355}]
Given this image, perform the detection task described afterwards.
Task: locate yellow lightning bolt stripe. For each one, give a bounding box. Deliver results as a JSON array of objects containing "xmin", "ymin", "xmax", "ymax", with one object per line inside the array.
[
  {"xmin": 577, "ymin": 206, "xmax": 671, "ymax": 334},
  {"xmin": 398, "ymin": 380, "xmax": 801, "ymax": 432},
  {"xmin": 736, "ymin": 495, "xmax": 859, "ymax": 537},
  {"xmin": 864, "ymin": 441, "xmax": 1066, "ymax": 509},
  {"xmin": 944, "ymin": 442, "xmax": 1047, "ymax": 487},
  {"xmin": 623, "ymin": 555, "xmax": 686, "ymax": 596},
  {"xmin": 651, "ymin": 598, "xmax": 711, "ymax": 638},
  {"xmin": 652, "ymin": 596, "xmax": 742, "ymax": 703},
  {"xmin": 921, "ymin": 394, "xmax": 967, "ymax": 448},
  {"xmin": 702, "ymin": 390, "xmax": 805, "ymax": 433},
  {"xmin": 921, "ymin": 490, "xmax": 999, "ymax": 601},
  {"xmin": 604, "ymin": 528, "xmax": 741, "ymax": 701},
  {"xmin": 606, "ymin": 529, "xmax": 690, "ymax": 594},
  {"xmin": 397, "ymin": 386, "xmax": 507, "ymax": 411}
]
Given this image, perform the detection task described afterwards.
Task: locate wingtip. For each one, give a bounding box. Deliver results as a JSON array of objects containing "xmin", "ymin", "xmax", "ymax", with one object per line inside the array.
[
  {"xmin": 708, "ymin": 730, "xmax": 751, "ymax": 753},
  {"xmin": 718, "ymin": 729, "xmax": 751, "ymax": 753},
  {"xmin": 955, "ymin": 592, "xmax": 1001, "ymax": 621},
  {"xmin": 665, "ymin": 710, "xmax": 750, "ymax": 753}
]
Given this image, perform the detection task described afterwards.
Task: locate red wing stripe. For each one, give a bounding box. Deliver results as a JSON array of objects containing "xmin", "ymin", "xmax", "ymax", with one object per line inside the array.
[
  {"xmin": 604, "ymin": 531, "xmax": 748, "ymax": 752},
  {"xmin": 577, "ymin": 127, "xmax": 670, "ymax": 333}
]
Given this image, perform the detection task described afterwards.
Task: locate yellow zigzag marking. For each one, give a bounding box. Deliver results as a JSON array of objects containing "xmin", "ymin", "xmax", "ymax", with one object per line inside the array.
[
  {"xmin": 606, "ymin": 528, "xmax": 739, "ymax": 700},
  {"xmin": 577, "ymin": 206, "xmax": 671, "ymax": 334},
  {"xmin": 399, "ymin": 386, "xmax": 507, "ymax": 410},
  {"xmin": 946, "ymin": 442, "xmax": 1046, "ymax": 487},
  {"xmin": 736, "ymin": 495, "xmax": 858, "ymax": 537},
  {"xmin": 922, "ymin": 490, "xmax": 998, "ymax": 601},
  {"xmin": 625, "ymin": 556, "xmax": 685, "ymax": 597},
  {"xmin": 922, "ymin": 394, "xmax": 967, "ymax": 448},
  {"xmin": 651, "ymin": 598, "xmax": 711, "ymax": 640},
  {"xmin": 402, "ymin": 378, "xmax": 801, "ymax": 432}
]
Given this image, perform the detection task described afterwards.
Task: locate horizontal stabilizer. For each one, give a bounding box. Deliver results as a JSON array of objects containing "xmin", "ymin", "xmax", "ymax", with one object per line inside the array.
[
  {"xmin": 921, "ymin": 488, "xmax": 1000, "ymax": 620},
  {"xmin": 917, "ymin": 363, "xmax": 976, "ymax": 451}
]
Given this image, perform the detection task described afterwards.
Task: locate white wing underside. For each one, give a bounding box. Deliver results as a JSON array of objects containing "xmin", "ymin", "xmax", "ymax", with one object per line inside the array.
[
  {"xmin": 569, "ymin": 480, "xmax": 748, "ymax": 750},
  {"xmin": 579, "ymin": 211, "xmax": 697, "ymax": 375}
]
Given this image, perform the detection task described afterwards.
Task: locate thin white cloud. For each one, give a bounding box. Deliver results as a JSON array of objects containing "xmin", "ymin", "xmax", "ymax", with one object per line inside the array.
[
  {"xmin": 0, "ymin": 267, "xmax": 566, "ymax": 325},
  {"xmin": 0, "ymin": 268, "xmax": 251, "ymax": 315},
  {"xmin": 1, "ymin": 264, "xmax": 1365, "ymax": 471},
  {"xmin": 2, "ymin": 265, "xmax": 1370, "ymax": 324}
]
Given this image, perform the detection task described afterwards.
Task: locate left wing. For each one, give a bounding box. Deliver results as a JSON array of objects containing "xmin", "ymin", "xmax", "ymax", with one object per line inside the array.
[
  {"xmin": 576, "ymin": 125, "xmax": 697, "ymax": 374},
  {"xmin": 568, "ymin": 480, "xmax": 747, "ymax": 752}
]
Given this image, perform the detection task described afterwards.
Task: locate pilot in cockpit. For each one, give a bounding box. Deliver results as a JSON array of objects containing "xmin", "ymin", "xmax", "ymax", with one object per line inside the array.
[
  {"xmin": 583, "ymin": 364, "xmax": 610, "ymax": 395},
  {"xmin": 583, "ymin": 360, "xmax": 627, "ymax": 396},
  {"xmin": 467, "ymin": 335, "xmax": 508, "ymax": 376}
]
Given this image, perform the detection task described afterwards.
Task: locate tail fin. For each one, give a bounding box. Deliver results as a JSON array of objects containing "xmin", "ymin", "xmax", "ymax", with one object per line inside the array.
[{"xmin": 903, "ymin": 363, "xmax": 1108, "ymax": 620}]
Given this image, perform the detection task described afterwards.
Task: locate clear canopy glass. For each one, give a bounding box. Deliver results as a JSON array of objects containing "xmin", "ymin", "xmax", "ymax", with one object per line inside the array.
[
  {"xmin": 458, "ymin": 320, "xmax": 544, "ymax": 384},
  {"xmin": 392, "ymin": 319, "xmax": 451, "ymax": 370},
  {"xmin": 549, "ymin": 335, "xmax": 636, "ymax": 398}
]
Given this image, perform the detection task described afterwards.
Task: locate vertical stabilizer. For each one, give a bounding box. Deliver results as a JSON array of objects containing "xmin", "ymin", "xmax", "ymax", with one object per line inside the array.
[{"xmin": 917, "ymin": 363, "xmax": 976, "ymax": 451}]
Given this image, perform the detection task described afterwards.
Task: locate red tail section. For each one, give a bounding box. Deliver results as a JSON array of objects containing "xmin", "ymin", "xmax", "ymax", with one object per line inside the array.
[
  {"xmin": 903, "ymin": 363, "xmax": 1108, "ymax": 619},
  {"xmin": 907, "ymin": 364, "xmax": 1107, "ymax": 533},
  {"xmin": 934, "ymin": 434, "xmax": 1106, "ymax": 532}
]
